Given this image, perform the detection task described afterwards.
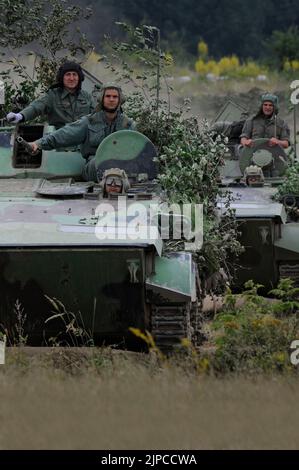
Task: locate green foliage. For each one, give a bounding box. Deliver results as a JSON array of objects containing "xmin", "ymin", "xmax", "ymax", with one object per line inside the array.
[
  {"xmin": 265, "ymin": 26, "xmax": 299, "ymax": 70},
  {"xmin": 0, "ymin": 69, "xmax": 39, "ymax": 114},
  {"xmin": 208, "ymin": 279, "xmax": 299, "ymax": 373},
  {"xmin": 104, "ymin": 23, "xmax": 168, "ymax": 113},
  {"xmin": 0, "ymin": 0, "xmax": 92, "ymax": 104},
  {"xmin": 0, "ymin": 0, "xmax": 92, "ymax": 53},
  {"xmin": 269, "ymin": 278, "xmax": 299, "ymax": 316},
  {"xmin": 274, "ymin": 162, "xmax": 299, "ymax": 198}
]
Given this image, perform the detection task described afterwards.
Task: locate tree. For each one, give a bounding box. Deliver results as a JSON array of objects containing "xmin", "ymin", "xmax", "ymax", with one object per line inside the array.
[
  {"xmin": 0, "ymin": 0, "xmax": 92, "ymax": 92},
  {"xmin": 103, "ymin": 0, "xmax": 299, "ymax": 60},
  {"xmin": 265, "ymin": 26, "xmax": 299, "ymax": 70}
]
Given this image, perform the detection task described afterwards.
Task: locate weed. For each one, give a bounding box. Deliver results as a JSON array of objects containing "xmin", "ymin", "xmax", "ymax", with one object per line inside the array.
[
  {"xmin": 44, "ymin": 295, "xmax": 94, "ymax": 347},
  {"xmin": 129, "ymin": 328, "xmax": 166, "ymax": 362},
  {"xmin": 0, "ymin": 299, "xmax": 28, "ymax": 346},
  {"xmin": 14, "ymin": 299, "xmax": 28, "ymax": 346},
  {"xmin": 206, "ymin": 279, "xmax": 299, "ymax": 373}
]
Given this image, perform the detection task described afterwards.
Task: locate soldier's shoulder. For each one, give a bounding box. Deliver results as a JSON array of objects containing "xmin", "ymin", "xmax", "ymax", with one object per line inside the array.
[
  {"xmin": 246, "ymin": 114, "xmax": 257, "ymax": 121},
  {"xmin": 30, "ymin": 88, "xmax": 56, "ymax": 101},
  {"xmin": 121, "ymin": 113, "xmax": 135, "ymax": 128},
  {"xmin": 276, "ymin": 115, "xmax": 288, "ymax": 126},
  {"xmin": 87, "ymin": 111, "xmax": 103, "ymax": 125},
  {"xmin": 47, "ymin": 87, "xmax": 61, "ymax": 96}
]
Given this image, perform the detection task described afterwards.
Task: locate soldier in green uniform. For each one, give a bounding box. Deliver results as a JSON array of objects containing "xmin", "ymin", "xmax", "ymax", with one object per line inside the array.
[
  {"xmin": 29, "ymin": 84, "xmax": 135, "ymax": 181},
  {"xmin": 6, "ymin": 62, "xmax": 95, "ymax": 129},
  {"xmin": 240, "ymin": 93, "xmax": 290, "ymax": 149}
]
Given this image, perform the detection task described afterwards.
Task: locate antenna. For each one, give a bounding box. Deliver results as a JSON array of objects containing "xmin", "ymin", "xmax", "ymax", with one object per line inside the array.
[
  {"xmin": 0, "ymin": 79, "xmax": 5, "ymax": 123},
  {"xmin": 150, "ymin": 26, "xmax": 161, "ymax": 120}
]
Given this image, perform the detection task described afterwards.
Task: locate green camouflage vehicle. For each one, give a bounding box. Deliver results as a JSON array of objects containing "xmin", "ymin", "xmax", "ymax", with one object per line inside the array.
[
  {"xmin": 214, "ymin": 101, "xmax": 299, "ymax": 291},
  {"xmin": 0, "ymin": 123, "xmax": 201, "ymax": 349}
]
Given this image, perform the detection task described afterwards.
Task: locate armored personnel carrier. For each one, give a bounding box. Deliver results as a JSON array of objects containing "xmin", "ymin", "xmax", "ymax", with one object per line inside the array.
[
  {"xmin": 215, "ymin": 101, "xmax": 299, "ymax": 290},
  {"xmin": 0, "ymin": 123, "xmax": 201, "ymax": 348}
]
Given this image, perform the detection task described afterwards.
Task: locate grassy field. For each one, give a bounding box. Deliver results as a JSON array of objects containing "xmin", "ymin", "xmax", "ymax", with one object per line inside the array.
[{"xmin": 0, "ymin": 347, "xmax": 298, "ymax": 450}]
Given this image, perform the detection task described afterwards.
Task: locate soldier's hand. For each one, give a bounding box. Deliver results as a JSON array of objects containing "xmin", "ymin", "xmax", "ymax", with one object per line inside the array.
[
  {"xmin": 268, "ymin": 137, "xmax": 280, "ymax": 147},
  {"xmin": 243, "ymin": 138, "xmax": 253, "ymax": 147},
  {"xmin": 28, "ymin": 142, "xmax": 40, "ymax": 153},
  {"xmin": 6, "ymin": 112, "xmax": 23, "ymax": 124}
]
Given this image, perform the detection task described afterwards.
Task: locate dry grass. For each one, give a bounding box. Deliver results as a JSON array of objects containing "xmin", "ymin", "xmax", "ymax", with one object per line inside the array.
[{"xmin": 0, "ymin": 348, "xmax": 299, "ymax": 450}]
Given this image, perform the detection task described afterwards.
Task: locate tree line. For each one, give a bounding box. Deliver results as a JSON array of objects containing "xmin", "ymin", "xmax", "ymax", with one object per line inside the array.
[{"xmin": 75, "ymin": 0, "xmax": 299, "ymax": 64}]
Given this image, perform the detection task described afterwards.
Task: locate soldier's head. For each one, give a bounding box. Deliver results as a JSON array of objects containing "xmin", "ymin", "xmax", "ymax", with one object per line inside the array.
[
  {"xmin": 243, "ymin": 165, "xmax": 264, "ymax": 186},
  {"xmin": 260, "ymin": 93, "xmax": 279, "ymax": 117},
  {"xmin": 56, "ymin": 62, "xmax": 85, "ymax": 92},
  {"xmin": 99, "ymin": 168, "xmax": 130, "ymax": 196},
  {"xmin": 97, "ymin": 84, "xmax": 125, "ymax": 113}
]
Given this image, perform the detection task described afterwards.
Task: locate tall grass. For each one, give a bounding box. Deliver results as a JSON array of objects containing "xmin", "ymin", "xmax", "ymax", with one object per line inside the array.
[{"xmin": 1, "ymin": 348, "xmax": 299, "ymax": 449}]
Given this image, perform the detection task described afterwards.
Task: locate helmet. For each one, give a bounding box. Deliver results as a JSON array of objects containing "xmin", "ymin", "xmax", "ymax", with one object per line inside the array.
[
  {"xmin": 260, "ymin": 93, "xmax": 279, "ymax": 114},
  {"xmin": 56, "ymin": 61, "xmax": 85, "ymax": 89},
  {"xmin": 99, "ymin": 168, "xmax": 130, "ymax": 195},
  {"xmin": 243, "ymin": 165, "xmax": 264, "ymax": 185},
  {"xmin": 96, "ymin": 83, "xmax": 126, "ymax": 111}
]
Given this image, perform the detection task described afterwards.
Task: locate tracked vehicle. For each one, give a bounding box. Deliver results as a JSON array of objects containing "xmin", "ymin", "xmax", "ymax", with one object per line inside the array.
[
  {"xmin": 215, "ymin": 101, "xmax": 299, "ymax": 290},
  {"xmin": 0, "ymin": 123, "xmax": 200, "ymax": 348}
]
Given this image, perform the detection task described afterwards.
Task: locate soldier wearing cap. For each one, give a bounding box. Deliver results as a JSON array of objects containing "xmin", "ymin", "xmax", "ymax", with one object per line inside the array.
[
  {"xmin": 6, "ymin": 61, "xmax": 95, "ymax": 129},
  {"xmin": 29, "ymin": 83, "xmax": 135, "ymax": 181},
  {"xmin": 240, "ymin": 93, "xmax": 290, "ymax": 149}
]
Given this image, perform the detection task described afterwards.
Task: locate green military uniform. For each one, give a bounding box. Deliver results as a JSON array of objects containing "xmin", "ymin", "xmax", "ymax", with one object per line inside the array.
[
  {"xmin": 240, "ymin": 93, "xmax": 290, "ymax": 144},
  {"xmin": 240, "ymin": 114, "xmax": 290, "ymax": 142},
  {"xmin": 21, "ymin": 88, "xmax": 95, "ymax": 129},
  {"xmin": 36, "ymin": 109, "xmax": 135, "ymax": 181}
]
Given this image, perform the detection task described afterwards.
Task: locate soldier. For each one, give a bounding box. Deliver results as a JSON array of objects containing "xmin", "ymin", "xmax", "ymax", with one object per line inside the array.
[
  {"xmin": 28, "ymin": 83, "xmax": 135, "ymax": 181},
  {"xmin": 99, "ymin": 168, "xmax": 131, "ymax": 196},
  {"xmin": 6, "ymin": 62, "xmax": 95, "ymax": 129},
  {"xmin": 240, "ymin": 93, "xmax": 290, "ymax": 149},
  {"xmin": 242, "ymin": 165, "xmax": 264, "ymax": 186}
]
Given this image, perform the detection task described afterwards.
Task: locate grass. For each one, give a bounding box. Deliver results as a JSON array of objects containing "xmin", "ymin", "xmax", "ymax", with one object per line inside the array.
[{"xmin": 1, "ymin": 347, "xmax": 299, "ymax": 450}]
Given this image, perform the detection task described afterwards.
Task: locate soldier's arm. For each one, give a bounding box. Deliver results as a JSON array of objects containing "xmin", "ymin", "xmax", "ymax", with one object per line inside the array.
[
  {"xmin": 269, "ymin": 121, "xmax": 290, "ymax": 148},
  {"xmin": 280, "ymin": 122, "xmax": 290, "ymax": 147},
  {"xmin": 20, "ymin": 93, "xmax": 51, "ymax": 122},
  {"xmin": 240, "ymin": 118, "xmax": 253, "ymax": 146},
  {"xmin": 89, "ymin": 94, "xmax": 97, "ymax": 113},
  {"xmin": 268, "ymin": 137, "xmax": 289, "ymax": 148},
  {"xmin": 32, "ymin": 117, "xmax": 88, "ymax": 151}
]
